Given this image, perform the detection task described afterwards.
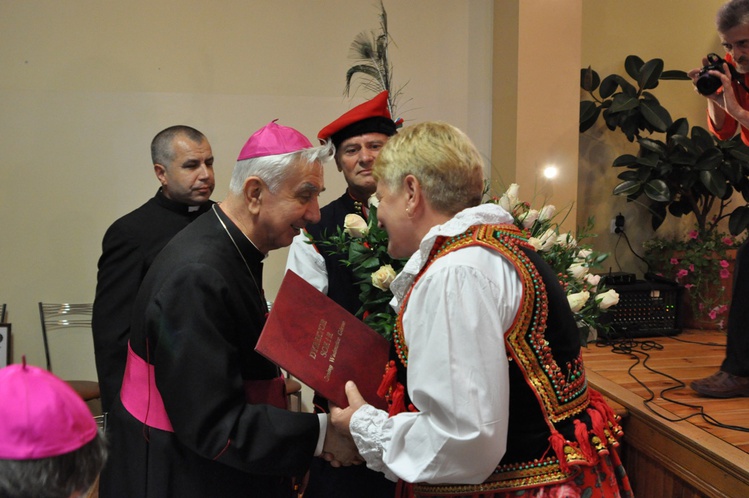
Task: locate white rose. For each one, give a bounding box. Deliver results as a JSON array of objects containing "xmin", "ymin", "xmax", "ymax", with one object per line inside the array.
[
  {"xmin": 505, "ymin": 183, "xmax": 520, "ymax": 206},
  {"xmin": 521, "ymin": 209, "xmax": 539, "ymax": 229},
  {"xmin": 585, "ymin": 273, "xmax": 601, "ymax": 288},
  {"xmin": 567, "ymin": 262, "xmax": 589, "ymax": 281},
  {"xmin": 528, "ymin": 237, "xmax": 543, "ymax": 251},
  {"xmin": 575, "ymin": 248, "xmax": 593, "ymax": 261},
  {"xmin": 498, "ymin": 193, "xmax": 512, "ymax": 212},
  {"xmin": 368, "ymin": 194, "xmax": 379, "ymax": 208},
  {"xmin": 371, "ymin": 264, "xmax": 397, "ymax": 291},
  {"xmin": 556, "ymin": 232, "xmax": 577, "ymax": 248},
  {"xmin": 538, "ymin": 228, "xmax": 558, "ymax": 252},
  {"xmin": 343, "ymin": 214, "xmax": 368, "ymax": 238},
  {"xmin": 596, "ymin": 289, "xmax": 620, "ymax": 310},
  {"xmin": 538, "ymin": 204, "xmax": 556, "ymax": 222},
  {"xmin": 567, "ymin": 291, "xmax": 590, "ymax": 313}
]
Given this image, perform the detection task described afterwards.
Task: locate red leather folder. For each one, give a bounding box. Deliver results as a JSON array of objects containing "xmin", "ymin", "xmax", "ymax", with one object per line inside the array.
[{"xmin": 256, "ymin": 270, "xmax": 390, "ymax": 410}]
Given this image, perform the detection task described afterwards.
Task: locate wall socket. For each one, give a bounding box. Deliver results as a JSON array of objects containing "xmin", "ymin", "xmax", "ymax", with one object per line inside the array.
[{"xmin": 610, "ymin": 214, "xmax": 625, "ymax": 234}]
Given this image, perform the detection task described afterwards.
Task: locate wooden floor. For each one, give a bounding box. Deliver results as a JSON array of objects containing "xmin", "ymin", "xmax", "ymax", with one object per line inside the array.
[{"xmin": 583, "ymin": 328, "xmax": 749, "ymax": 497}]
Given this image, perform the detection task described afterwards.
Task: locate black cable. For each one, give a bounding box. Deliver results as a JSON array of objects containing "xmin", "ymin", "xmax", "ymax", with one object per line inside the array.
[
  {"xmin": 593, "ymin": 336, "xmax": 749, "ymax": 433},
  {"xmin": 618, "ymin": 228, "xmax": 650, "ymax": 273}
]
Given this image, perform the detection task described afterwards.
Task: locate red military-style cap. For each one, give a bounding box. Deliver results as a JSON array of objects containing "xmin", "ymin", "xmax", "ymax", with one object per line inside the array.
[{"xmin": 317, "ymin": 91, "xmax": 397, "ymax": 147}]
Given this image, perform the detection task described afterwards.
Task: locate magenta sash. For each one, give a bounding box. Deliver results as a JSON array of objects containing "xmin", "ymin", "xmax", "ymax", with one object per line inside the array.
[
  {"xmin": 121, "ymin": 342, "xmax": 288, "ymax": 433},
  {"xmin": 120, "ymin": 343, "xmax": 174, "ymax": 432}
]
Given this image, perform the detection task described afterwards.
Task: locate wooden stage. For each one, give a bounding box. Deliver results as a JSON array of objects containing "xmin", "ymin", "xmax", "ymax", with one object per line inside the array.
[{"xmin": 583, "ymin": 328, "xmax": 749, "ymax": 497}]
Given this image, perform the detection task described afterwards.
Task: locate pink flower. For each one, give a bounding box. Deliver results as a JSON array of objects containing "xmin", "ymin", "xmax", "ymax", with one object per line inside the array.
[
  {"xmin": 676, "ymin": 269, "xmax": 689, "ymax": 281},
  {"xmin": 720, "ymin": 269, "xmax": 730, "ymax": 279},
  {"xmin": 689, "ymin": 230, "xmax": 699, "ymax": 240},
  {"xmin": 720, "ymin": 260, "xmax": 729, "ymax": 268},
  {"xmin": 722, "ymin": 236, "xmax": 734, "ymax": 246},
  {"xmin": 689, "ymin": 264, "xmax": 695, "ymax": 272},
  {"xmin": 709, "ymin": 309, "xmax": 718, "ymax": 320},
  {"xmin": 684, "ymin": 284, "xmax": 694, "ymax": 289},
  {"xmin": 670, "ymin": 258, "xmax": 679, "ymax": 265}
]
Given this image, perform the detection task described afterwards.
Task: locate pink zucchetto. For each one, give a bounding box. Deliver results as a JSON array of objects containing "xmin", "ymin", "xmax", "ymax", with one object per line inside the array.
[
  {"xmin": 237, "ymin": 119, "xmax": 314, "ymax": 160},
  {"xmin": 0, "ymin": 360, "xmax": 97, "ymax": 459}
]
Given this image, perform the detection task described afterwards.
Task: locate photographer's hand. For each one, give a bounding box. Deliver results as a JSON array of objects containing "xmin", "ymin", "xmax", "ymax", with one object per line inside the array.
[{"xmin": 714, "ymin": 62, "xmax": 749, "ymax": 129}]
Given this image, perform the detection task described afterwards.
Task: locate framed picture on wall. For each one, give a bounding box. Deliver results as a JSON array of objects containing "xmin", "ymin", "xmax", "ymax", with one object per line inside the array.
[{"xmin": 0, "ymin": 324, "xmax": 9, "ymax": 368}]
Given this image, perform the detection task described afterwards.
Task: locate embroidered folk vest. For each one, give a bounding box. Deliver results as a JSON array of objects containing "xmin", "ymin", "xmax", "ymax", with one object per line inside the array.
[{"xmin": 378, "ymin": 224, "xmax": 623, "ymax": 495}]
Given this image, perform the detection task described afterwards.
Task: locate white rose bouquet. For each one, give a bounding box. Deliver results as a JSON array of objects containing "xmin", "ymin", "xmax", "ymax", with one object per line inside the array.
[
  {"xmin": 308, "ymin": 196, "xmax": 407, "ymax": 340},
  {"xmin": 488, "ymin": 183, "xmax": 618, "ymax": 344}
]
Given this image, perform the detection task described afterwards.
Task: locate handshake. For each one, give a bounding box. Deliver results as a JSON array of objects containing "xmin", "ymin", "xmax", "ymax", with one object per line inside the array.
[{"xmin": 319, "ymin": 381, "xmax": 368, "ymax": 467}]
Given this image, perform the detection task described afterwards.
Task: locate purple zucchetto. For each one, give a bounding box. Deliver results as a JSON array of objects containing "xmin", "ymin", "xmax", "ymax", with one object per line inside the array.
[
  {"xmin": 0, "ymin": 360, "xmax": 97, "ymax": 459},
  {"xmin": 237, "ymin": 119, "xmax": 314, "ymax": 160}
]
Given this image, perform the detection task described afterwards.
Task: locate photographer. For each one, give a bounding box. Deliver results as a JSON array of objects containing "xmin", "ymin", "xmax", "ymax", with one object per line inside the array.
[
  {"xmin": 688, "ymin": 0, "xmax": 749, "ymax": 399},
  {"xmin": 688, "ymin": 0, "xmax": 749, "ymax": 147}
]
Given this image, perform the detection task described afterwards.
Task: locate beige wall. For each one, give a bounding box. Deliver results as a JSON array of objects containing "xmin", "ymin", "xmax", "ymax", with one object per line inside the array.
[
  {"xmin": 0, "ymin": 0, "xmax": 731, "ymax": 384},
  {"xmin": 579, "ymin": 0, "xmax": 727, "ymax": 275},
  {"xmin": 492, "ymin": 0, "xmax": 582, "ymax": 231},
  {"xmin": 0, "ymin": 1, "xmax": 493, "ymax": 379}
]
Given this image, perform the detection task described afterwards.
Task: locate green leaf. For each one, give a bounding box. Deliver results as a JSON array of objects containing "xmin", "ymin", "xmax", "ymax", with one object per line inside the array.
[
  {"xmin": 640, "ymin": 100, "xmax": 671, "ymax": 131},
  {"xmin": 650, "ymin": 203, "xmax": 667, "ymax": 231},
  {"xmin": 644, "ymin": 179, "xmax": 671, "ymax": 202},
  {"xmin": 609, "ymin": 93, "xmax": 639, "ymax": 113},
  {"xmin": 668, "ymin": 117, "xmax": 690, "ymax": 137},
  {"xmin": 580, "ymin": 101, "xmax": 600, "ymax": 132},
  {"xmin": 580, "ymin": 67, "xmax": 600, "ymax": 92},
  {"xmin": 635, "ymin": 153, "xmax": 660, "ymax": 168},
  {"xmin": 617, "ymin": 170, "xmax": 641, "ymax": 181},
  {"xmin": 638, "ymin": 137, "xmax": 666, "ymax": 155},
  {"xmin": 624, "ymin": 55, "xmax": 645, "ymax": 80},
  {"xmin": 699, "ymin": 169, "xmax": 727, "ymax": 198},
  {"xmin": 613, "ymin": 180, "xmax": 641, "ymax": 196},
  {"xmin": 360, "ymin": 255, "xmax": 382, "ymax": 270},
  {"xmin": 691, "ymin": 126, "xmax": 715, "ymax": 151},
  {"xmin": 612, "ymin": 154, "xmax": 637, "ymax": 167},
  {"xmin": 599, "ymin": 74, "xmax": 620, "ymax": 99},
  {"xmin": 638, "ymin": 58, "xmax": 664, "ymax": 90},
  {"xmin": 694, "ymin": 148, "xmax": 723, "ymax": 170},
  {"xmin": 728, "ymin": 144, "xmax": 749, "ymax": 163},
  {"xmin": 660, "ymin": 69, "xmax": 691, "ymax": 80},
  {"xmin": 729, "ymin": 206, "xmax": 749, "ymax": 235}
]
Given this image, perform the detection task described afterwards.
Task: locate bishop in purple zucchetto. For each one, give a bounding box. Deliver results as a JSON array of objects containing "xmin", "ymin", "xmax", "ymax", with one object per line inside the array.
[{"xmin": 237, "ymin": 119, "xmax": 314, "ymax": 160}]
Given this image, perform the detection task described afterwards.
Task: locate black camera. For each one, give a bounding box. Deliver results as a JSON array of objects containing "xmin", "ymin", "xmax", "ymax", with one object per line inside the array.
[{"xmin": 696, "ymin": 53, "xmax": 729, "ymax": 95}]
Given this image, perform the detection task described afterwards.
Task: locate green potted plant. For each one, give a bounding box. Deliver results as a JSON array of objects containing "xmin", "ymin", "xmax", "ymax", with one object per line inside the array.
[{"xmin": 580, "ymin": 55, "xmax": 749, "ymax": 328}]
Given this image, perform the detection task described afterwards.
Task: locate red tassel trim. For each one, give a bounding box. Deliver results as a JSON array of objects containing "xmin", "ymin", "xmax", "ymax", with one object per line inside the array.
[
  {"xmin": 378, "ymin": 361, "xmax": 397, "ymax": 398},
  {"xmin": 587, "ymin": 407, "xmax": 607, "ymax": 444},
  {"xmin": 588, "ymin": 388, "xmax": 623, "ymax": 438},
  {"xmin": 548, "ymin": 429, "xmax": 570, "ymax": 473},
  {"xmin": 589, "ymin": 389, "xmax": 617, "ymax": 423},
  {"xmin": 574, "ymin": 419, "xmax": 595, "ymax": 462},
  {"xmin": 388, "ymin": 383, "xmax": 406, "ymax": 417}
]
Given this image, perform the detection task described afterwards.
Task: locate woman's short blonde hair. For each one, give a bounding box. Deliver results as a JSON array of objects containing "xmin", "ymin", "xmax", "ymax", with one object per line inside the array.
[{"xmin": 373, "ymin": 121, "xmax": 484, "ymax": 215}]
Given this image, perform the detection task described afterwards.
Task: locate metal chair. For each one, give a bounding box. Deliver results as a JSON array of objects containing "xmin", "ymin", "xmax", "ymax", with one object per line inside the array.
[{"xmin": 38, "ymin": 302, "xmax": 101, "ymax": 404}]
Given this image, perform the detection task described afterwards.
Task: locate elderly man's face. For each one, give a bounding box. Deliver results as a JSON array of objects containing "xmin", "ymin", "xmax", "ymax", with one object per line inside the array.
[
  {"xmin": 720, "ymin": 23, "xmax": 749, "ymax": 74},
  {"xmin": 253, "ymin": 159, "xmax": 325, "ymax": 253},
  {"xmin": 155, "ymin": 135, "xmax": 215, "ymax": 205}
]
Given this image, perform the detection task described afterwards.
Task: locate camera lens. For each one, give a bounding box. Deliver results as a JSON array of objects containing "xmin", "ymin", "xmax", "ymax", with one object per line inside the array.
[{"xmin": 696, "ymin": 73, "xmax": 722, "ymax": 96}]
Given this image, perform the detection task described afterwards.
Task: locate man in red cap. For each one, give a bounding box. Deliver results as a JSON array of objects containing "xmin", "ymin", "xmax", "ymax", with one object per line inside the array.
[
  {"xmin": 286, "ymin": 92, "xmax": 397, "ymax": 498},
  {"xmin": 0, "ymin": 361, "xmax": 107, "ymax": 498},
  {"xmin": 100, "ymin": 121, "xmax": 361, "ymax": 498}
]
